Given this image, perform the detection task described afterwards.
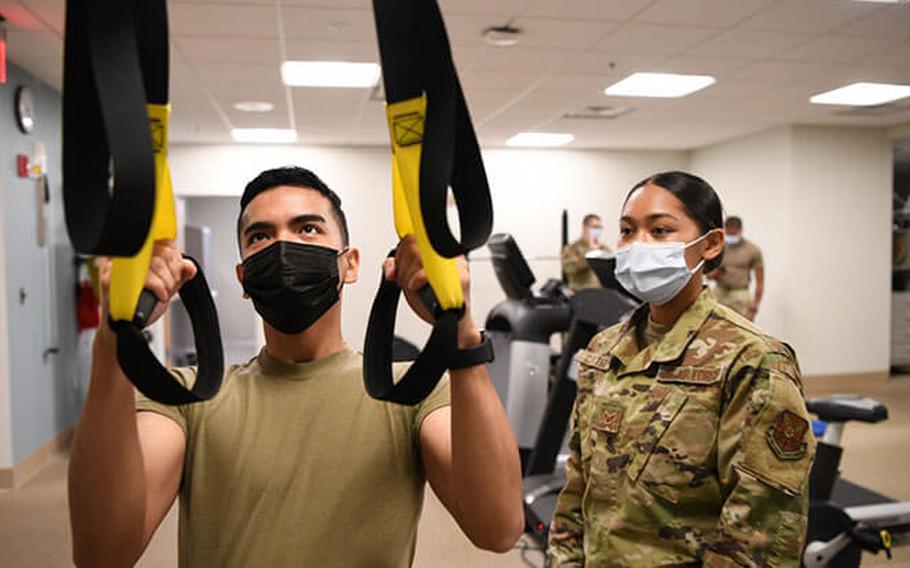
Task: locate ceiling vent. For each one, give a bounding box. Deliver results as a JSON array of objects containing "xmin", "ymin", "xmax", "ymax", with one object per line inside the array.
[{"xmin": 562, "ymin": 105, "xmax": 634, "ymax": 120}]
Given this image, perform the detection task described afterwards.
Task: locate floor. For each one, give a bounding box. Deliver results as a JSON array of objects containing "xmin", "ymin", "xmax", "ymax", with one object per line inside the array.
[{"xmin": 1, "ymin": 376, "xmax": 908, "ymax": 568}]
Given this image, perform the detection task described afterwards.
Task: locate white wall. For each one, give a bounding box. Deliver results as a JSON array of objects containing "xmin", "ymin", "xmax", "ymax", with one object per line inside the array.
[
  {"xmin": 692, "ymin": 125, "xmax": 892, "ymax": 377},
  {"xmin": 690, "ymin": 127, "xmax": 793, "ymax": 339},
  {"xmin": 169, "ymin": 145, "xmax": 687, "ymax": 350},
  {"xmin": 788, "ymin": 126, "xmax": 892, "ymax": 376}
]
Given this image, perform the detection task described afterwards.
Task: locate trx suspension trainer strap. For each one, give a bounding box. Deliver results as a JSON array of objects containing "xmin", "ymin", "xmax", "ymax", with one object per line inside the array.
[
  {"xmin": 363, "ymin": 0, "xmax": 494, "ymax": 405},
  {"xmin": 63, "ymin": 0, "xmax": 224, "ymax": 405}
]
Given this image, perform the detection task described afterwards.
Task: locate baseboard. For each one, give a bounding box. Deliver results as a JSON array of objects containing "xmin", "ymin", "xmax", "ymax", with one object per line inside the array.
[
  {"xmin": 804, "ymin": 370, "xmax": 891, "ymax": 396},
  {"xmin": 0, "ymin": 426, "xmax": 74, "ymax": 490}
]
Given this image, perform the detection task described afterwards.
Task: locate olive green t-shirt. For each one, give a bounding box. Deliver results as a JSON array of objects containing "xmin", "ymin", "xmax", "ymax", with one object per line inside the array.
[
  {"xmin": 135, "ymin": 346, "xmax": 451, "ymax": 568},
  {"xmin": 716, "ymin": 238, "xmax": 763, "ymax": 290}
]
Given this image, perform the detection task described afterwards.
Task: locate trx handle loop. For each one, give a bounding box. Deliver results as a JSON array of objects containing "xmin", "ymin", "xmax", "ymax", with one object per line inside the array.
[
  {"xmin": 63, "ymin": 0, "xmax": 225, "ymax": 405},
  {"xmin": 111, "ymin": 256, "xmax": 224, "ymax": 405},
  {"xmin": 364, "ymin": 251, "xmax": 460, "ymax": 405},
  {"xmin": 363, "ymin": 0, "xmax": 493, "ymax": 405}
]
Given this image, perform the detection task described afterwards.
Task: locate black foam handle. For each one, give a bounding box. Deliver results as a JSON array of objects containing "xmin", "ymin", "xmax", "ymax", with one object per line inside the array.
[
  {"xmin": 112, "ymin": 255, "xmax": 224, "ymax": 405},
  {"xmin": 133, "ymin": 289, "xmax": 159, "ymax": 328},
  {"xmin": 363, "ymin": 252, "xmax": 458, "ymax": 405}
]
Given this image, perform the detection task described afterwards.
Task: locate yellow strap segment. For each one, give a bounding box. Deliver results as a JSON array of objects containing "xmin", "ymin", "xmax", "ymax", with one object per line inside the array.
[
  {"xmin": 109, "ymin": 104, "xmax": 177, "ymax": 320},
  {"xmin": 386, "ymin": 95, "xmax": 463, "ymax": 311}
]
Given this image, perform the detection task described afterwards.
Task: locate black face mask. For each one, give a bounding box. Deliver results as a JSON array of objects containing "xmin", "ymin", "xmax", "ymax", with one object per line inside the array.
[{"xmin": 241, "ymin": 240, "xmax": 345, "ymax": 335}]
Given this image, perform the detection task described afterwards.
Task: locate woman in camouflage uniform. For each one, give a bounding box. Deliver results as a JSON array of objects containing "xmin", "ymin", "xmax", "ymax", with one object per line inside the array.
[{"xmin": 548, "ymin": 172, "xmax": 815, "ymax": 567}]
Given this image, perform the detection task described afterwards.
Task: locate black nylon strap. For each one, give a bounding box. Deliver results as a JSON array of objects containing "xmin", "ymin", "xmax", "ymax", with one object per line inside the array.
[
  {"xmin": 64, "ymin": 0, "xmax": 225, "ymax": 406},
  {"xmin": 110, "ymin": 256, "xmax": 224, "ymax": 405},
  {"xmin": 373, "ymin": 0, "xmax": 493, "ymax": 258},
  {"xmin": 363, "ymin": 263, "xmax": 459, "ymax": 405},
  {"xmin": 63, "ymin": 0, "xmax": 155, "ymax": 256},
  {"xmin": 366, "ymin": 0, "xmax": 493, "ymax": 405}
]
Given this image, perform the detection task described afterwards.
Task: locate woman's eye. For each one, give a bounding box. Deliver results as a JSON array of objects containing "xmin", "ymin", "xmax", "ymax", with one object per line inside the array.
[
  {"xmin": 651, "ymin": 226, "xmax": 672, "ymax": 236},
  {"xmin": 619, "ymin": 227, "xmax": 632, "ymax": 236}
]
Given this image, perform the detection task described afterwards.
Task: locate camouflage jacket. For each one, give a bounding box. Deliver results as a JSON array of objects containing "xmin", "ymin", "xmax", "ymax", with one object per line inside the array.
[
  {"xmin": 548, "ymin": 289, "xmax": 815, "ymax": 567},
  {"xmin": 562, "ymin": 239, "xmax": 610, "ymax": 292}
]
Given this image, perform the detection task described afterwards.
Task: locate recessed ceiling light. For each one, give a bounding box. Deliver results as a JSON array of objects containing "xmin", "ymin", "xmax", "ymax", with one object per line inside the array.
[
  {"xmin": 234, "ymin": 101, "xmax": 275, "ymax": 113},
  {"xmin": 483, "ymin": 25, "xmax": 522, "ymax": 47},
  {"xmin": 604, "ymin": 72, "xmax": 716, "ymax": 98},
  {"xmin": 506, "ymin": 132, "xmax": 574, "ymax": 147},
  {"xmin": 281, "ymin": 61, "xmax": 380, "ymax": 88},
  {"xmin": 810, "ymin": 82, "xmax": 910, "ymax": 106},
  {"xmin": 231, "ymin": 128, "xmax": 298, "ymax": 144}
]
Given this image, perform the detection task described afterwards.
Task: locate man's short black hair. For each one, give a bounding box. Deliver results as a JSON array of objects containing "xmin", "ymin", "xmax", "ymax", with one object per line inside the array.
[
  {"xmin": 236, "ymin": 166, "xmax": 350, "ymax": 251},
  {"xmin": 725, "ymin": 216, "xmax": 742, "ymax": 230},
  {"xmin": 582, "ymin": 214, "xmax": 601, "ymax": 225}
]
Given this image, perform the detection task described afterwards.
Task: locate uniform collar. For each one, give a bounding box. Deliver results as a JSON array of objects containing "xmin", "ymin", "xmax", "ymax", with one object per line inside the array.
[{"xmin": 606, "ymin": 288, "xmax": 717, "ymax": 375}]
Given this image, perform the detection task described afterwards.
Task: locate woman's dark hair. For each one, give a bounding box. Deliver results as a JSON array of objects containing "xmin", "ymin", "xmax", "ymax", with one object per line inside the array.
[{"xmin": 624, "ymin": 171, "xmax": 725, "ymax": 272}]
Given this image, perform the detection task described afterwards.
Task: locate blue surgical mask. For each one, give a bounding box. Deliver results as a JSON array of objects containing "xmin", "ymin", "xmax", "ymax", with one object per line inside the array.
[
  {"xmin": 725, "ymin": 235, "xmax": 742, "ymax": 246},
  {"xmin": 614, "ymin": 234, "xmax": 709, "ymax": 306},
  {"xmin": 586, "ymin": 227, "xmax": 603, "ymax": 242}
]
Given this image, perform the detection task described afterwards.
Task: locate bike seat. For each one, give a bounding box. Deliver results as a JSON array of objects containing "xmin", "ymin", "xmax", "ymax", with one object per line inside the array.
[{"xmin": 806, "ymin": 395, "xmax": 888, "ymax": 424}]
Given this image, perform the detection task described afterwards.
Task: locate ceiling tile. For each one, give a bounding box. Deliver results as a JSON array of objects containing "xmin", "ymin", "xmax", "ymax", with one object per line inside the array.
[
  {"xmin": 665, "ymin": 55, "xmax": 752, "ymax": 77},
  {"xmin": 19, "ymin": 0, "xmax": 64, "ymax": 34},
  {"xmin": 685, "ymin": 29, "xmax": 809, "ymax": 59},
  {"xmin": 0, "ymin": 1, "xmax": 47, "ymax": 31},
  {"xmin": 283, "ymin": 0, "xmax": 370, "ymax": 8},
  {"xmin": 176, "ymin": 37, "xmax": 280, "ymax": 65},
  {"xmin": 779, "ymin": 35, "xmax": 905, "ymax": 64},
  {"xmin": 438, "ymin": 0, "xmax": 528, "ymax": 17},
  {"xmin": 593, "ymin": 23, "xmax": 720, "ymax": 55},
  {"xmin": 567, "ymin": 52, "xmax": 670, "ymax": 75},
  {"xmin": 470, "ymin": 47, "xmax": 580, "ymax": 73},
  {"xmin": 636, "ymin": 0, "xmax": 774, "ymax": 27},
  {"xmin": 509, "ymin": 17, "xmax": 619, "ymax": 50},
  {"xmin": 170, "ymin": 4, "xmax": 278, "ymax": 38},
  {"xmin": 523, "ymin": 0, "xmax": 655, "ymax": 22},
  {"xmin": 281, "ymin": 6, "xmax": 375, "ymax": 42},
  {"xmin": 833, "ymin": 4, "xmax": 910, "ymax": 39},
  {"xmin": 864, "ymin": 41, "xmax": 910, "ymax": 69},
  {"xmin": 739, "ymin": 0, "xmax": 877, "ymax": 33},
  {"xmin": 284, "ymin": 39, "xmax": 379, "ymax": 62}
]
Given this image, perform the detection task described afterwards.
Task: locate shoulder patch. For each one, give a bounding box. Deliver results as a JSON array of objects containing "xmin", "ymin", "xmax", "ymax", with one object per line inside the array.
[{"xmin": 766, "ymin": 410, "xmax": 809, "ymax": 460}]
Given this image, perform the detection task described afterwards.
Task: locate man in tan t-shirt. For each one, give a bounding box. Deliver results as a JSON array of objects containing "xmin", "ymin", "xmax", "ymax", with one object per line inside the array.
[
  {"xmin": 708, "ymin": 215, "xmax": 764, "ymax": 321},
  {"xmin": 561, "ymin": 213, "xmax": 610, "ymax": 291},
  {"xmin": 68, "ymin": 167, "xmax": 524, "ymax": 567}
]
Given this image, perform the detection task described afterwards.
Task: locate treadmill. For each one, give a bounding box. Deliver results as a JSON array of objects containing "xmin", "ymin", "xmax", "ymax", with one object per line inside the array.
[
  {"xmin": 485, "ymin": 233, "xmax": 573, "ymax": 468},
  {"xmin": 522, "ymin": 254, "xmax": 638, "ymax": 545}
]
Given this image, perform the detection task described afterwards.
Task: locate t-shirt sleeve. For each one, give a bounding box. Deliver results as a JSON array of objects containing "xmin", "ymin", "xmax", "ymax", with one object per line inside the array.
[
  {"xmin": 414, "ymin": 372, "xmax": 451, "ymax": 432},
  {"xmin": 751, "ymin": 245, "xmax": 764, "ymax": 269},
  {"xmin": 134, "ymin": 366, "xmax": 198, "ymax": 435}
]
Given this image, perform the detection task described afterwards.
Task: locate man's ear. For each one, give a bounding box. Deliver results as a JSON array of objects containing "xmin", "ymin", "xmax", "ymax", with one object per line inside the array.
[
  {"xmin": 703, "ymin": 228, "xmax": 725, "ymax": 263},
  {"xmin": 236, "ymin": 263, "xmax": 249, "ymax": 299},
  {"xmin": 341, "ymin": 247, "xmax": 360, "ymax": 285}
]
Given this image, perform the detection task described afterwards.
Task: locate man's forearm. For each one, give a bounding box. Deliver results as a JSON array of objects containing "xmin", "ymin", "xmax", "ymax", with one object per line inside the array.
[
  {"xmin": 449, "ymin": 347, "xmax": 524, "ymax": 552},
  {"xmin": 68, "ymin": 326, "xmax": 148, "ymax": 566}
]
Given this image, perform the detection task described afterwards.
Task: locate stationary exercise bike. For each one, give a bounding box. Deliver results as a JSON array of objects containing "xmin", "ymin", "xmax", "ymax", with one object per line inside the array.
[{"xmin": 803, "ymin": 395, "xmax": 910, "ymax": 567}]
